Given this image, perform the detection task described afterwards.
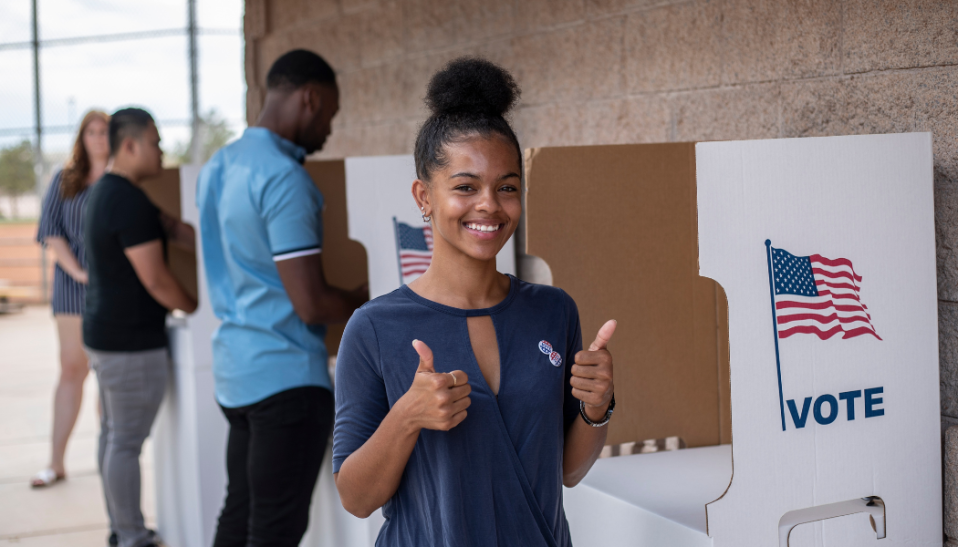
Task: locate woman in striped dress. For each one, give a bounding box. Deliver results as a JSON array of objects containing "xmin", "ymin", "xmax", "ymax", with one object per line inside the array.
[{"xmin": 32, "ymin": 110, "xmax": 110, "ymax": 488}]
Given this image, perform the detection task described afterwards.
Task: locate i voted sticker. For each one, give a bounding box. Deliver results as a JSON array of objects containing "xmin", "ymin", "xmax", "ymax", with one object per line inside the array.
[
  {"xmin": 538, "ymin": 340, "xmax": 553, "ymax": 355},
  {"xmin": 549, "ymin": 351, "xmax": 562, "ymax": 367}
]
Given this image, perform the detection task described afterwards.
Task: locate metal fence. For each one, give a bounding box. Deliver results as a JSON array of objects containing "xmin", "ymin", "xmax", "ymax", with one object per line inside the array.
[{"xmin": 0, "ymin": 0, "xmax": 245, "ymax": 301}]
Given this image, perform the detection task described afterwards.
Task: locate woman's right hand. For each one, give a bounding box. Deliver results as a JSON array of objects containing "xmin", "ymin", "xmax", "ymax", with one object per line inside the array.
[{"xmin": 398, "ymin": 339, "xmax": 471, "ymax": 432}]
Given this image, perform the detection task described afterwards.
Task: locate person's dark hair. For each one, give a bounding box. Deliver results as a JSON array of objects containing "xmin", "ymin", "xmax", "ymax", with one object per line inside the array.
[
  {"xmin": 415, "ymin": 57, "xmax": 521, "ymax": 182},
  {"xmin": 266, "ymin": 49, "xmax": 337, "ymax": 91},
  {"xmin": 109, "ymin": 108, "xmax": 155, "ymax": 155}
]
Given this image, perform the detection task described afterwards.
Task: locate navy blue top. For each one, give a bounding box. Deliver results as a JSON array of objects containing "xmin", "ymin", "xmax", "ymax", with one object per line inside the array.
[
  {"xmin": 36, "ymin": 171, "xmax": 90, "ymax": 315},
  {"xmin": 333, "ymin": 276, "xmax": 582, "ymax": 547}
]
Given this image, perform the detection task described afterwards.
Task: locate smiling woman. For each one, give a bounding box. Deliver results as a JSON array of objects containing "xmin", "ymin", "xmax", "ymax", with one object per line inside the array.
[{"xmin": 331, "ymin": 58, "xmax": 618, "ymax": 547}]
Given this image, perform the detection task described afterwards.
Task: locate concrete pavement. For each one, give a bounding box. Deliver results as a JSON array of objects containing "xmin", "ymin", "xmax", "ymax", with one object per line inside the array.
[{"xmin": 0, "ymin": 306, "xmax": 155, "ymax": 546}]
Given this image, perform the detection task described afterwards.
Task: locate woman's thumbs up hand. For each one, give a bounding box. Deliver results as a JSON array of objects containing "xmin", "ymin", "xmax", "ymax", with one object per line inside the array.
[
  {"xmin": 398, "ymin": 339, "xmax": 472, "ymax": 432},
  {"xmin": 571, "ymin": 320, "xmax": 616, "ymax": 422}
]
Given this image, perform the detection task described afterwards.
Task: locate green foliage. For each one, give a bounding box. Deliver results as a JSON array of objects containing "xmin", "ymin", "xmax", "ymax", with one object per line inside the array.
[
  {"xmin": 169, "ymin": 109, "xmax": 236, "ymax": 165},
  {"xmin": 0, "ymin": 140, "xmax": 36, "ymax": 197}
]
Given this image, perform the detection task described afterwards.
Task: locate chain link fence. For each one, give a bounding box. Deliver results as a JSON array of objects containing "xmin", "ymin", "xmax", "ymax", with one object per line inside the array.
[{"xmin": 0, "ymin": 0, "xmax": 245, "ymax": 302}]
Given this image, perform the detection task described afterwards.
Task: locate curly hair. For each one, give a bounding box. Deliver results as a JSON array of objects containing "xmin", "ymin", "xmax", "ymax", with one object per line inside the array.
[
  {"xmin": 60, "ymin": 110, "xmax": 109, "ymax": 199},
  {"xmin": 414, "ymin": 57, "xmax": 521, "ymax": 182}
]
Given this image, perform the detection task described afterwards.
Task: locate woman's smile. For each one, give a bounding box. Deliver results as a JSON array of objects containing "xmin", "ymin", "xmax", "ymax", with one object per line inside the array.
[{"xmin": 463, "ymin": 220, "xmax": 505, "ymax": 239}]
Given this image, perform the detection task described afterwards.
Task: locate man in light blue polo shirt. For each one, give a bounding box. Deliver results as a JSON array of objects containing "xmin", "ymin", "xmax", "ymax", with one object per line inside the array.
[{"xmin": 197, "ymin": 50, "xmax": 366, "ymax": 547}]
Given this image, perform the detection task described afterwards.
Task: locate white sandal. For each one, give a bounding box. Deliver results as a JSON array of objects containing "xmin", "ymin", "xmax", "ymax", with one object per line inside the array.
[{"xmin": 30, "ymin": 468, "xmax": 64, "ymax": 488}]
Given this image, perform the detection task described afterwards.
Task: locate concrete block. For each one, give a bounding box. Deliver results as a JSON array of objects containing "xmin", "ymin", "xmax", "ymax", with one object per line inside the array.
[
  {"xmin": 844, "ymin": 68, "xmax": 958, "ymax": 300},
  {"xmin": 244, "ymin": 0, "xmax": 268, "ymax": 39},
  {"xmin": 938, "ymin": 175, "xmax": 958, "ymax": 305},
  {"xmin": 574, "ymin": 97, "xmax": 670, "ymax": 145},
  {"xmin": 266, "ymin": 0, "xmax": 340, "ymax": 32},
  {"xmin": 457, "ymin": 0, "xmax": 515, "ymax": 43},
  {"xmin": 516, "ymin": 0, "xmax": 586, "ymax": 32},
  {"xmin": 721, "ymin": 0, "xmax": 841, "ymax": 84},
  {"xmin": 625, "ymin": 1, "xmax": 724, "ymax": 93},
  {"xmin": 338, "ymin": 64, "xmax": 407, "ymax": 123},
  {"xmin": 780, "ymin": 79, "xmax": 846, "ymax": 138},
  {"xmin": 671, "ymin": 83, "xmax": 782, "ymax": 142},
  {"xmin": 403, "ymin": 0, "xmax": 459, "ymax": 53},
  {"xmin": 359, "ymin": 1, "xmax": 403, "ymax": 67},
  {"xmin": 844, "ymin": 0, "xmax": 958, "ymax": 74},
  {"xmin": 946, "ymin": 425, "xmax": 958, "ymax": 540},
  {"xmin": 586, "ymin": 0, "xmax": 683, "ymax": 17},
  {"xmin": 513, "ymin": 104, "xmax": 581, "ymax": 149},
  {"xmin": 245, "ymin": 85, "xmax": 265, "ymax": 126},
  {"xmin": 512, "ymin": 96, "xmax": 669, "ymax": 148},
  {"xmin": 511, "ymin": 18, "xmax": 624, "ymax": 105},
  {"xmin": 244, "ymin": 38, "xmax": 260, "ymax": 89},
  {"xmin": 342, "ymin": 0, "xmax": 381, "ymax": 14},
  {"xmin": 316, "ymin": 120, "xmax": 364, "ymax": 159},
  {"xmin": 256, "ymin": 17, "xmax": 362, "ymax": 76},
  {"xmin": 360, "ymin": 120, "xmax": 417, "ymax": 156},
  {"xmin": 941, "ymin": 302, "xmax": 958, "ymax": 420}
]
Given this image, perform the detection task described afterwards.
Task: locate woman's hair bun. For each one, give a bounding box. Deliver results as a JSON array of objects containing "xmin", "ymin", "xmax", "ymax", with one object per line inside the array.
[{"xmin": 425, "ymin": 57, "xmax": 520, "ymax": 118}]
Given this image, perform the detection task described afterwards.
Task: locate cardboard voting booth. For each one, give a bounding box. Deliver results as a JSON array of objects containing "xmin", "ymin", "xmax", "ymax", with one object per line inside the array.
[
  {"xmin": 151, "ymin": 134, "xmax": 940, "ymax": 547},
  {"xmin": 143, "ymin": 165, "xmax": 227, "ymax": 547},
  {"xmin": 148, "ymin": 162, "xmax": 373, "ymax": 547},
  {"xmin": 527, "ymin": 134, "xmax": 941, "ymax": 546}
]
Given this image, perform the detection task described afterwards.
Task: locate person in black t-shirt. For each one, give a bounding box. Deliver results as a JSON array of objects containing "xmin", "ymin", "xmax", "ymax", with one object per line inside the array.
[{"xmin": 83, "ymin": 108, "xmax": 197, "ymax": 547}]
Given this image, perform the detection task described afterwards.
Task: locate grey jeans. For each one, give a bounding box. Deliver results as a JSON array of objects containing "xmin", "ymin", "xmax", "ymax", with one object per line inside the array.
[{"xmin": 86, "ymin": 347, "xmax": 168, "ymax": 547}]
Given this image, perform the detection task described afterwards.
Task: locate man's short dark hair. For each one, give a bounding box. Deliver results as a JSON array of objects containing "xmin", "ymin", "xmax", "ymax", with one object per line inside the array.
[
  {"xmin": 266, "ymin": 49, "xmax": 337, "ymax": 91},
  {"xmin": 109, "ymin": 108, "xmax": 155, "ymax": 155}
]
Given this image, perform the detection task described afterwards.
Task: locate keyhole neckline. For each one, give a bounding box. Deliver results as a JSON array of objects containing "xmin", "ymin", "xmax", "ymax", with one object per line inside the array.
[{"xmin": 400, "ymin": 274, "xmax": 519, "ymax": 317}]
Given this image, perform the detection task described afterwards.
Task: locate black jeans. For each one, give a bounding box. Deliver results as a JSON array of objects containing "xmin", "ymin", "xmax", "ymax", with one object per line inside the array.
[{"xmin": 212, "ymin": 386, "xmax": 334, "ymax": 547}]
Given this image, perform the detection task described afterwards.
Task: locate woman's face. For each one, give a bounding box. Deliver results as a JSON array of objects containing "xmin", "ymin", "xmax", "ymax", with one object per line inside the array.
[
  {"xmin": 416, "ymin": 134, "xmax": 522, "ymax": 263},
  {"xmin": 83, "ymin": 118, "xmax": 110, "ymax": 162}
]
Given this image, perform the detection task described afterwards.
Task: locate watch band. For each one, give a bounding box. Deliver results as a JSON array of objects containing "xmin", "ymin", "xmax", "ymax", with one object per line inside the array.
[{"xmin": 580, "ymin": 394, "xmax": 615, "ymax": 427}]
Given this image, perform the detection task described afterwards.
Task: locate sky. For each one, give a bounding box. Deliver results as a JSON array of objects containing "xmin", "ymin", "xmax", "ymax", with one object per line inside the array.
[{"xmin": 0, "ymin": 0, "xmax": 245, "ymax": 163}]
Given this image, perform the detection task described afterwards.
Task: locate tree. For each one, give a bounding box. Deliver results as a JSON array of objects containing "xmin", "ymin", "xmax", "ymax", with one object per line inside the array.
[
  {"xmin": 170, "ymin": 110, "xmax": 236, "ymax": 165},
  {"xmin": 0, "ymin": 140, "xmax": 36, "ymax": 218}
]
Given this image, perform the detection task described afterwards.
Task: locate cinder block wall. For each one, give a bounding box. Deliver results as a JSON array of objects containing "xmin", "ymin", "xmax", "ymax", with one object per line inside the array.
[{"xmin": 245, "ymin": 0, "xmax": 958, "ymax": 536}]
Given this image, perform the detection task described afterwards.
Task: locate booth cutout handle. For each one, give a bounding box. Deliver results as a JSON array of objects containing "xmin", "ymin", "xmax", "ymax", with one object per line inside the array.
[{"xmin": 779, "ymin": 496, "xmax": 885, "ymax": 546}]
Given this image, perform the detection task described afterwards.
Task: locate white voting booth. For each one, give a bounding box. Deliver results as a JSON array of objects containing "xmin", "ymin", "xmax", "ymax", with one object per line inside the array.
[
  {"xmin": 153, "ymin": 134, "xmax": 941, "ymax": 547},
  {"xmin": 554, "ymin": 133, "xmax": 941, "ymax": 546}
]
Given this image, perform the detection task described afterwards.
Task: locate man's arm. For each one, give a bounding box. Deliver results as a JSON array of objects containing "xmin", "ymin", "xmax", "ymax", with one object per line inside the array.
[
  {"xmin": 125, "ymin": 239, "xmax": 198, "ymax": 313},
  {"xmin": 275, "ymin": 252, "xmax": 367, "ymax": 325}
]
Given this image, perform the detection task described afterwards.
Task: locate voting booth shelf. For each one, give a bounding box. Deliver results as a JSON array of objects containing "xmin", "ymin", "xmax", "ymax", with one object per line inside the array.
[{"xmin": 528, "ymin": 134, "xmax": 941, "ymax": 546}]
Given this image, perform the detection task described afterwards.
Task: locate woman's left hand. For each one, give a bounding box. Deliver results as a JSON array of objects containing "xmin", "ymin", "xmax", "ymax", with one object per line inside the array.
[{"xmin": 571, "ymin": 319, "xmax": 616, "ymax": 422}]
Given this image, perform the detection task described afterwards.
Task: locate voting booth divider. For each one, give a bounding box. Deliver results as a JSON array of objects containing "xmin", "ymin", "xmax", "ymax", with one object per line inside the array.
[
  {"xmin": 148, "ymin": 133, "xmax": 941, "ymax": 547},
  {"xmin": 532, "ymin": 134, "xmax": 941, "ymax": 546}
]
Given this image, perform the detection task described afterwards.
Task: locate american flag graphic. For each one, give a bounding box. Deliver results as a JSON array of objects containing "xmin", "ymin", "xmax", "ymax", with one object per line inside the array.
[
  {"xmin": 770, "ymin": 246, "xmax": 881, "ymax": 340},
  {"xmin": 393, "ymin": 217, "xmax": 433, "ymax": 284}
]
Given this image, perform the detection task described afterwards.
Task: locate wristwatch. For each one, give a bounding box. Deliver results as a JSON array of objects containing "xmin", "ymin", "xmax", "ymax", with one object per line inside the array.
[{"xmin": 580, "ymin": 394, "xmax": 615, "ymax": 427}]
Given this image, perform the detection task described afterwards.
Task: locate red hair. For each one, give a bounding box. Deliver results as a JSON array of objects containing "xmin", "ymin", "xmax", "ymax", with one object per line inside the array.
[{"xmin": 61, "ymin": 110, "xmax": 110, "ymax": 199}]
